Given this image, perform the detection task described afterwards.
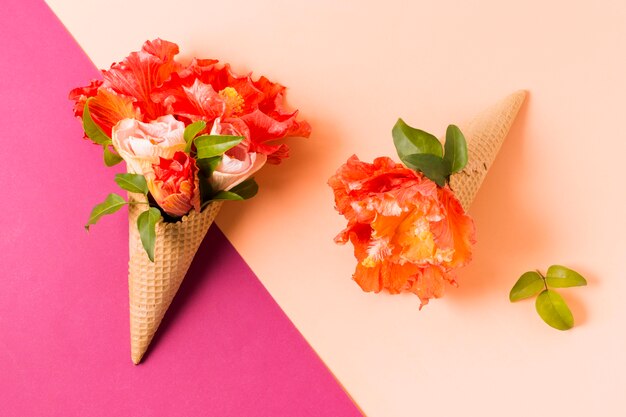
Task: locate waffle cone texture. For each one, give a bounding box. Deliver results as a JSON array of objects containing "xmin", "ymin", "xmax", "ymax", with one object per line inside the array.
[
  {"xmin": 449, "ymin": 90, "xmax": 527, "ymax": 210},
  {"xmin": 127, "ymin": 193, "xmax": 223, "ymax": 364}
]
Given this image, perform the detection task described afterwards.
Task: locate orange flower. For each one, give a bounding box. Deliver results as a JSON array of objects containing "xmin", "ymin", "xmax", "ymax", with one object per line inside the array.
[
  {"xmin": 148, "ymin": 152, "xmax": 200, "ymax": 217},
  {"xmin": 329, "ymin": 155, "xmax": 476, "ymax": 307},
  {"xmin": 69, "ymin": 39, "xmax": 180, "ymax": 135}
]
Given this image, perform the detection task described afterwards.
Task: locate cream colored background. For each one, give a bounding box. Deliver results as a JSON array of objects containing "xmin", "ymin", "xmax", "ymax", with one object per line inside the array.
[{"xmin": 47, "ymin": 0, "xmax": 626, "ymax": 415}]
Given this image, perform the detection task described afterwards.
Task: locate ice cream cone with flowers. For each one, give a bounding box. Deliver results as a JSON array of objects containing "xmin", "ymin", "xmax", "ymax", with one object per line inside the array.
[
  {"xmin": 329, "ymin": 91, "xmax": 526, "ymax": 307},
  {"xmin": 71, "ymin": 39, "xmax": 310, "ymax": 364}
]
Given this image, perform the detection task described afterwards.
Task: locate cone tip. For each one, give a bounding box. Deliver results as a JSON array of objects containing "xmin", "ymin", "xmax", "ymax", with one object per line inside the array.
[
  {"xmin": 493, "ymin": 90, "xmax": 527, "ymax": 118},
  {"xmin": 131, "ymin": 353, "xmax": 143, "ymax": 365},
  {"xmin": 510, "ymin": 89, "xmax": 528, "ymax": 105}
]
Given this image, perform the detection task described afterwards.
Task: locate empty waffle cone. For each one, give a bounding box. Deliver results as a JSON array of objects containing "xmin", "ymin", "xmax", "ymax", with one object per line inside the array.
[
  {"xmin": 127, "ymin": 193, "xmax": 223, "ymax": 364},
  {"xmin": 448, "ymin": 90, "xmax": 527, "ymax": 210}
]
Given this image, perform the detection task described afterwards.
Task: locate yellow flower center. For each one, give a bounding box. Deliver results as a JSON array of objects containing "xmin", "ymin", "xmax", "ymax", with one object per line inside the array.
[{"xmin": 219, "ymin": 87, "xmax": 244, "ymax": 115}]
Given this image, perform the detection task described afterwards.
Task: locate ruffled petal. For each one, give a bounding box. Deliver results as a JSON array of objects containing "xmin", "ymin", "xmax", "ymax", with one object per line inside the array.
[
  {"xmin": 237, "ymin": 109, "xmax": 311, "ymax": 164},
  {"xmin": 102, "ymin": 39, "xmax": 181, "ymax": 120},
  {"xmin": 354, "ymin": 262, "xmax": 382, "ymax": 293},
  {"xmin": 69, "ymin": 79, "xmax": 102, "ymax": 118},
  {"xmin": 153, "ymin": 78, "xmax": 226, "ymax": 122},
  {"xmin": 87, "ymin": 88, "xmax": 140, "ymax": 136},
  {"xmin": 410, "ymin": 266, "xmax": 447, "ymax": 308},
  {"xmin": 329, "ymin": 154, "xmax": 476, "ymax": 307},
  {"xmin": 381, "ymin": 262, "xmax": 420, "ymax": 294},
  {"xmin": 148, "ymin": 151, "xmax": 200, "ymax": 217},
  {"xmin": 431, "ymin": 187, "xmax": 477, "ymax": 268},
  {"xmin": 192, "ymin": 63, "xmax": 264, "ymax": 115}
]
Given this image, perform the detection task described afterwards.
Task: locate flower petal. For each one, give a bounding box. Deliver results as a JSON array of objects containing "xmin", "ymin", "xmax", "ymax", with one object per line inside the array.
[
  {"xmin": 153, "ymin": 77, "xmax": 226, "ymax": 122},
  {"xmin": 148, "ymin": 151, "xmax": 200, "ymax": 217},
  {"xmin": 237, "ymin": 109, "xmax": 311, "ymax": 164},
  {"xmin": 431, "ymin": 187, "xmax": 476, "ymax": 268},
  {"xmin": 354, "ymin": 262, "xmax": 382, "ymax": 293},
  {"xmin": 102, "ymin": 39, "xmax": 181, "ymax": 120},
  {"xmin": 87, "ymin": 88, "xmax": 140, "ymax": 136},
  {"xmin": 210, "ymin": 152, "xmax": 267, "ymax": 191},
  {"xmin": 410, "ymin": 267, "xmax": 447, "ymax": 308},
  {"xmin": 329, "ymin": 154, "xmax": 476, "ymax": 306}
]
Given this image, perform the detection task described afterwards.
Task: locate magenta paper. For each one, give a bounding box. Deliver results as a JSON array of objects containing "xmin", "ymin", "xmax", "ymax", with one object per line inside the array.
[{"xmin": 0, "ymin": 1, "xmax": 361, "ymax": 416}]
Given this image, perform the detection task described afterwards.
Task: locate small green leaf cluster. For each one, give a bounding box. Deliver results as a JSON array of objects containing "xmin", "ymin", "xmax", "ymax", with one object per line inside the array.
[
  {"xmin": 85, "ymin": 173, "xmax": 160, "ymax": 261},
  {"xmin": 82, "ymin": 110, "xmax": 258, "ymax": 262},
  {"xmin": 510, "ymin": 265, "xmax": 587, "ymax": 330},
  {"xmin": 184, "ymin": 121, "xmax": 259, "ymax": 207},
  {"xmin": 392, "ymin": 119, "xmax": 468, "ymax": 186}
]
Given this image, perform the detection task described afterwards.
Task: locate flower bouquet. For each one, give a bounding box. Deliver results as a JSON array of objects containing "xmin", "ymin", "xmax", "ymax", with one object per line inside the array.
[
  {"xmin": 71, "ymin": 39, "xmax": 310, "ymax": 364},
  {"xmin": 329, "ymin": 91, "xmax": 525, "ymax": 307}
]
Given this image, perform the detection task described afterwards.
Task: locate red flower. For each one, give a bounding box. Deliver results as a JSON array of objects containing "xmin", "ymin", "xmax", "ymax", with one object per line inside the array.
[
  {"xmin": 69, "ymin": 39, "xmax": 181, "ymax": 134},
  {"xmin": 152, "ymin": 58, "xmax": 311, "ymax": 164},
  {"xmin": 70, "ymin": 39, "xmax": 311, "ymax": 163},
  {"xmin": 329, "ymin": 155, "xmax": 476, "ymax": 307},
  {"xmin": 148, "ymin": 152, "xmax": 200, "ymax": 217}
]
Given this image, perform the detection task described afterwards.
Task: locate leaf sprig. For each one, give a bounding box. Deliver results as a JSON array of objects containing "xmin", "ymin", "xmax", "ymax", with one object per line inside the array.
[
  {"xmin": 510, "ymin": 265, "xmax": 587, "ymax": 330},
  {"xmin": 392, "ymin": 119, "xmax": 468, "ymax": 186},
  {"xmin": 85, "ymin": 173, "xmax": 161, "ymax": 261},
  {"xmin": 83, "ymin": 119, "xmax": 258, "ymax": 262}
]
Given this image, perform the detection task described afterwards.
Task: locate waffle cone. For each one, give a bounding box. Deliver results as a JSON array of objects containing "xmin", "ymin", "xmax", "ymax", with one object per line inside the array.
[
  {"xmin": 127, "ymin": 193, "xmax": 223, "ymax": 364},
  {"xmin": 449, "ymin": 90, "xmax": 527, "ymax": 210}
]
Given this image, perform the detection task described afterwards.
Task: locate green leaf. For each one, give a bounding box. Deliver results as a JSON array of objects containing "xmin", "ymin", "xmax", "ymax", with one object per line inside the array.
[
  {"xmin": 535, "ymin": 290, "xmax": 574, "ymax": 330},
  {"xmin": 510, "ymin": 271, "xmax": 545, "ymax": 302},
  {"xmin": 137, "ymin": 207, "xmax": 161, "ymax": 262},
  {"xmin": 443, "ymin": 124, "xmax": 468, "ymax": 173},
  {"xmin": 229, "ymin": 178, "xmax": 259, "ymax": 200},
  {"xmin": 212, "ymin": 191, "xmax": 244, "ymax": 201},
  {"xmin": 195, "ymin": 135, "xmax": 244, "ymax": 159},
  {"xmin": 184, "ymin": 121, "xmax": 207, "ymax": 153},
  {"xmin": 115, "ymin": 173, "xmax": 148, "ymax": 194},
  {"xmin": 392, "ymin": 118, "xmax": 443, "ymax": 161},
  {"xmin": 103, "ymin": 145, "xmax": 123, "ymax": 167},
  {"xmin": 212, "ymin": 179, "xmax": 259, "ymax": 201},
  {"xmin": 85, "ymin": 193, "xmax": 127, "ymax": 230},
  {"xmin": 184, "ymin": 121, "xmax": 207, "ymax": 143},
  {"xmin": 196, "ymin": 156, "xmax": 222, "ymax": 176},
  {"xmin": 402, "ymin": 153, "xmax": 451, "ymax": 186},
  {"xmin": 546, "ymin": 265, "xmax": 588, "ymax": 288},
  {"xmin": 82, "ymin": 98, "xmax": 112, "ymax": 145}
]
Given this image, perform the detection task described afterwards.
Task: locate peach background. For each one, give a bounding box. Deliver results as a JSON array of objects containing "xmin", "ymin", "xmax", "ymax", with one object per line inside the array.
[{"xmin": 45, "ymin": 0, "xmax": 626, "ymax": 415}]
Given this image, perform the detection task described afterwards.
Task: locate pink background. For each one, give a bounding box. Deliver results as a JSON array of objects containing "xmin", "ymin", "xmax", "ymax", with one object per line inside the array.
[{"xmin": 0, "ymin": 1, "xmax": 361, "ymax": 415}]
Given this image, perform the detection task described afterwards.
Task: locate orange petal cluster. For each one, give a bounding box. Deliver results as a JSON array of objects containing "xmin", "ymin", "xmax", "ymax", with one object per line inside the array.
[
  {"xmin": 69, "ymin": 39, "xmax": 311, "ymax": 163},
  {"xmin": 329, "ymin": 155, "xmax": 476, "ymax": 307},
  {"xmin": 148, "ymin": 152, "xmax": 201, "ymax": 217}
]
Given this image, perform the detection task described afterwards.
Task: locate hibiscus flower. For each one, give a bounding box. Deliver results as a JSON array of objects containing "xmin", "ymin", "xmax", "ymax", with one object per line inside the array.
[
  {"xmin": 69, "ymin": 38, "xmax": 181, "ymax": 135},
  {"xmin": 152, "ymin": 58, "xmax": 311, "ymax": 164},
  {"xmin": 70, "ymin": 39, "xmax": 311, "ymax": 164}
]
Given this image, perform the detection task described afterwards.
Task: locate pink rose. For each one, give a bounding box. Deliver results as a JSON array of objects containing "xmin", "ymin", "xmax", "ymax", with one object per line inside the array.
[
  {"xmin": 210, "ymin": 145, "xmax": 266, "ymax": 191},
  {"xmin": 111, "ymin": 115, "xmax": 186, "ymax": 175},
  {"xmin": 208, "ymin": 118, "xmax": 266, "ymax": 191},
  {"xmin": 148, "ymin": 152, "xmax": 201, "ymax": 217}
]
